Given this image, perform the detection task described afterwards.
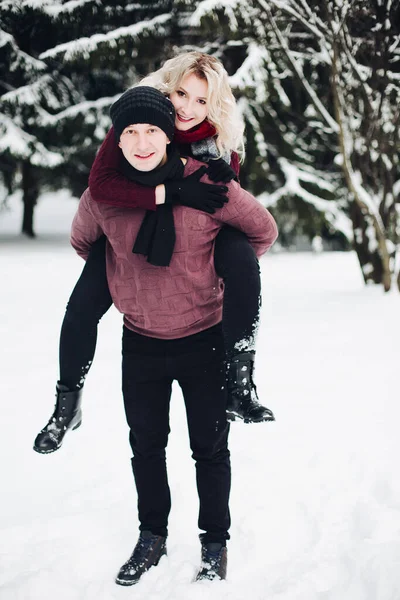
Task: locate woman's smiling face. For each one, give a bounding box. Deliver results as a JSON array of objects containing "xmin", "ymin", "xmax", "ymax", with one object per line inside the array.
[{"xmin": 169, "ymin": 73, "xmax": 209, "ymax": 131}]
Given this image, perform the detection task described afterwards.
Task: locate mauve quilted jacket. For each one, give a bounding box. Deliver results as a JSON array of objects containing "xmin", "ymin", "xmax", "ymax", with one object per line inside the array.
[{"xmin": 71, "ymin": 157, "xmax": 278, "ymax": 339}]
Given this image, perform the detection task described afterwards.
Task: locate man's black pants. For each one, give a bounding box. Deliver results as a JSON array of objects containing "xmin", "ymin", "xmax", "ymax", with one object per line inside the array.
[{"xmin": 122, "ymin": 323, "xmax": 231, "ymax": 544}]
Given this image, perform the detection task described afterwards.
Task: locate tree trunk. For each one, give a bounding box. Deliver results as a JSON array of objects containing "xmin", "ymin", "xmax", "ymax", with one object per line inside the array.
[
  {"xmin": 350, "ymin": 201, "xmax": 385, "ymax": 285},
  {"xmin": 330, "ymin": 38, "xmax": 392, "ymax": 292},
  {"xmin": 21, "ymin": 161, "xmax": 39, "ymax": 238}
]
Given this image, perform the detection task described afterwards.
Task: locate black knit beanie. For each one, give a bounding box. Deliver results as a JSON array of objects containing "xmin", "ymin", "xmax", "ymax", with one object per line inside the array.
[{"xmin": 110, "ymin": 86, "xmax": 175, "ymax": 141}]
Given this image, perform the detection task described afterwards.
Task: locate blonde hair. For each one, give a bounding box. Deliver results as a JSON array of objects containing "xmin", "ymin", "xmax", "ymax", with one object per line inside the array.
[{"xmin": 139, "ymin": 52, "xmax": 245, "ymax": 160}]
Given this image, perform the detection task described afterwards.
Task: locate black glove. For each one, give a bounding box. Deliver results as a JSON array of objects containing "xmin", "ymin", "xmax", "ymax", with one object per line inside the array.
[
  {"xmin": 164, "ymin": 166, "xmax": 228, "ymax": 214},
  {"xmin": 206, "ymin": 158, "xmax": 237, "ymax": 183}
]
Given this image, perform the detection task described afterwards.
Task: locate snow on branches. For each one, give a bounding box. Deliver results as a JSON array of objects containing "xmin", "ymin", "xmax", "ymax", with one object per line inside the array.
[
  {"xmin": 0, "ymin": 115, "xmax": 62, "ymax": 167},
  {"xmin": 40, "ymin": 13, "xmax": 171, "ymax": 62}
]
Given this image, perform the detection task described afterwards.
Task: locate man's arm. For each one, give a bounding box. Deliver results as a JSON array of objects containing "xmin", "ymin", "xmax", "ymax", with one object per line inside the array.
[
  {"xmin": 70, "ymin": 188, "xmax": 104, "ymax": 260},
  {"xmin": 215, "ymin": 180, "xmax": 278, "ymax": 257}
]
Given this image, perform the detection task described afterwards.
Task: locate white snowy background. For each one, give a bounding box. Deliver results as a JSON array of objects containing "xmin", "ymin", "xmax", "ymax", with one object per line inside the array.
[{"xmin": 0, "ymin": 192, "xmax": 399, "ymax": 600}]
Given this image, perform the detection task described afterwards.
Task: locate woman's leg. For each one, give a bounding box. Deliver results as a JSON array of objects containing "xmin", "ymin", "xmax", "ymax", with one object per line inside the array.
[
  {"xmin": 214, "ymin": 226, "xmax": 261, "ymax": 356},
  {"xmin": 33, "ymin": 235, "xmax": 113, "ymax": 454},
  {"xmin": 59, "ymin": 235, "xmax": 113, "ymax": 389},
  {"xmin": 214, "ymin": 226, "xmax": 274, "ymax": 423}
]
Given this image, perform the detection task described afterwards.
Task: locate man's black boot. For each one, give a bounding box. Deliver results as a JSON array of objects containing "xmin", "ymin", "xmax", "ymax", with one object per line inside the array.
[
  {"xmin": 195, "ymin": 535, "xmax": 227, "ymax": 581},
  {"xmin": 226, "ymin": 352, "xmax": 275, "ymax": 423},
  {"xmin": 115, "ymin": 530, "xmax": 167, "ymax": 586},
  {"xmin": 33, "ymin": 384, "xmax": 83, "ymax": 454}
]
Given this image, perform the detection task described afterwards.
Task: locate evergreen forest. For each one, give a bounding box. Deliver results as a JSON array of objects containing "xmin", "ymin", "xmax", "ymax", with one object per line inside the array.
[{"xmin": 1, "ymin": 0, "xmax": 399, "ymax": 290}]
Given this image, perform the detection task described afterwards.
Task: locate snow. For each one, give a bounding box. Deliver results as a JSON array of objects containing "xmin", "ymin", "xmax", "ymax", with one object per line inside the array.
[
  {"xmin": 0, "ymin": 29, "xmax": 47, "ymax": 73},
  {"xmin": 188, "ymin": 0, "xmax": 245, "ymax": 30},
  {"xmin": 39, "ymin": 13, "xmax": 171, "ymax": 61},
  {"xmin": 43, "ymin": 0, "xmax": 96, "ymax": 16},
  {"xmin": 39, "ymin": 95, "xmax": 117, "ymax": 129},
  {"xmin": 2, "ymin": 75, "xmax": 64, "ymax": 109},
  {"xmin": 351, "ymin": 170, "xmax": 386, "ymax": 233},
  {"xmin": 0, "ymin": 115, "xmax": 63, "ymax": 167},
  {"xmin": 0, "ymin": 29, "xmax": 14, "ymax": 48},
  {"xmin": 258, "ymin": 158, "xmax": 354, "ymax": 241},
  {"xmin": 229, "ymin": 45, "xmax": 274, "ymax": 105},
  {"xmin": 1, "ymin": 192, "xmax": 400, "ymax": 599}
]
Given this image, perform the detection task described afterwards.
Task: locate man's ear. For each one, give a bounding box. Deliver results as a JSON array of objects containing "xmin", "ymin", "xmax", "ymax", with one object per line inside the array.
[
  {"xmin": 118, "ymin": 141, "xmax": 122, "ymax": 148},
  {"xmin": 167, "ymin": 139, "xmax": 171, "ymax": 145}
]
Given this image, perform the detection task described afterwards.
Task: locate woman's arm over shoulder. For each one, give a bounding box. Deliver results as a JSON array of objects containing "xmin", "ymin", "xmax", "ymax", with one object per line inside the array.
[
  {"xmin": 70, "ymin": 189, "xmax": 104, "ymax": 260},
  {"xmin": 88, "ymin": 127, "xmax": 157, "ymax": 211},
  {"xmin": 216, "ymin": 180, "xmax": 278, "ymax": 257},
  {"xmin": 230, "ymin": 151, "xmax": 240, "ymax": 179}
]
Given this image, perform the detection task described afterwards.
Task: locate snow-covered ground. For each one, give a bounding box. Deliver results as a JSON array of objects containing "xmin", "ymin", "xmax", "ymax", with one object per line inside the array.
[{"xmin": 1, "ymin": 193, "xmax": 399, "ymax": 600}]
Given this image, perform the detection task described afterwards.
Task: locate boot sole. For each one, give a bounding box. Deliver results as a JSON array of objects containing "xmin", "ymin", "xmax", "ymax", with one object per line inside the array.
[
  {"xmin": 226, "ymin": 411, "xmax": 275, "ymax": 424},
  {"xmin": 244, "ymin": 416, "xmax": 275, "ymax": 424},
  {"xmin": 115, "ymin": 549, "xmax": 167, "ymax": 586},
  {"xmin": 32, "ymin": 421, "xmax": 82, "ymax": 454},
  {"xmin": 115, "ymin": 577, "xmax": 140, "ymax": 586}
]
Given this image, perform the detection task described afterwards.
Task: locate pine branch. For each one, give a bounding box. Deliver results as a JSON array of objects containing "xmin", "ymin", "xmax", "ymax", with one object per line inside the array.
[
  {"xmin": 257, "ymin": 0, "xmax": 339, "ymax": 133},
  {"xmin": 39, "ymin": 13, "xmax": 171, "ymax": 61}
]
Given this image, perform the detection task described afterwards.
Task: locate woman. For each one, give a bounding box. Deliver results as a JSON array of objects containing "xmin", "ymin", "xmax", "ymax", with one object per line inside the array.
[{"xmin": 33, "ymin": 52, "xmax": 275, "ymax": 455}]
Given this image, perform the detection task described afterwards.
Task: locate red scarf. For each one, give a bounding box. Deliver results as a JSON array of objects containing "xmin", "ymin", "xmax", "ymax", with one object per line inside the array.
[{"xmin": 173, "ymin": 120, "xmax": 217, "ymax": 145}]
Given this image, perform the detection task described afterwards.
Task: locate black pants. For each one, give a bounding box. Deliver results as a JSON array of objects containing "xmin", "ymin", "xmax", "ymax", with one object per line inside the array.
[
  {"xmin": 214, "ymin": 226, "xmax": 261, "ymax": 356},
  {"xmin": 59, "ymin": 227, "xmax": 261, "ymax": 389},
  {"xmin": 122, "ymin": 323, "xmax": 231, "ymax": 543},
  {"xmin": 59, "ymin": 236, "xmax": 112, "ymax": 389}
]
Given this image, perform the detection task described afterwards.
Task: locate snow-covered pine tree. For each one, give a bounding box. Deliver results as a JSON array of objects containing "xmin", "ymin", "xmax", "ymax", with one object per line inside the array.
[
  {"xmin": 183, "ymin": 0, "xmax": 400, "ymax": 290},
  {"xmin": 324, "ymin": 0, "xmax": 400, "ymax": 291},
  {"xmin": 246, "ymin": 0, "xmax": 399, "ymax": 290},
  {"xmin": 0, "ymin": 0, "xmax": 177, "ymax": 236},
  {"xmin": 0, "ymin": 5, "xmax": 66, "ymax": 236},
  {"xmin": 2, "ymin": 0, "xmax": 399, "ymax": 292},
  {"xmin": 179, "ymin": 0, "xmax": 353, "ymax": 250},
  {"xmin": 2, "ymin": 0, "xmax": 349, "ymax": 244}
]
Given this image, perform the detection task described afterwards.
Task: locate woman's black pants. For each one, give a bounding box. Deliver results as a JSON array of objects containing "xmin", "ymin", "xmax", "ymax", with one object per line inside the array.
[
  {"xmin": 59, "ymin": 236, "xmax": 112, "ymax": 389},
  {"xmin": 58, "ymin": 227, "xmax": 261, "ymax": 389},
  {"xmin": 122, "ymin": 323, "xmax": 231, "ymax": 543}
]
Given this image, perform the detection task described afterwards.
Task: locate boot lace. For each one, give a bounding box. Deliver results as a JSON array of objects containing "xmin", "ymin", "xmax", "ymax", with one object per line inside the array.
[
  {"xmin": 202, "ymin": 545, "xmax": 222, "ymax": 569},
  {"xmin": 125, "ymin": 534, "xmax": 158, "ymax": 569}
]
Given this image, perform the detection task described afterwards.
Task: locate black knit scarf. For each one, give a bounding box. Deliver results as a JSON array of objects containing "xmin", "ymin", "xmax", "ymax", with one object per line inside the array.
[{"xmin": 120, "ymin": 145, "xmax": 184, "ymax": 267}]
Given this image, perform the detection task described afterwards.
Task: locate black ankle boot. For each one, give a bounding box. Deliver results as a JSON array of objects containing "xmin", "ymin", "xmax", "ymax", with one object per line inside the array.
[
  {"xmin": 33, "ymin": 384, "xmax": 83, "ymax": 454},
  {"xmin": 195, "ymin": 535, "xmax": 227, "ymax": 581},
  {"xmin": 115, "ymin": 531, "xmax": 167, "ymax": 586},
  {"xmin": 226, "ymin": 352, "xmax": 275, "ymax": 423}
]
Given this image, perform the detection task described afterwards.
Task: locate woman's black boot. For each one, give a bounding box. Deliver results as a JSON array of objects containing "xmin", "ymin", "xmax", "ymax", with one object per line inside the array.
[
  {"xmin": 226, "ymin": 352, "xmax": 275, "ymax": 423},
  {"xmin": 33, "ymin": 384, "xmax": 83, "ymax": 454}
]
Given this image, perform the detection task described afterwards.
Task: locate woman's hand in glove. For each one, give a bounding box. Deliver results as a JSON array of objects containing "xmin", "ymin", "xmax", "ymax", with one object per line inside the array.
[
  {"xmin": 206, "ymin": 158, "xmax": 237, "ymax": 183},
  {"xmin": 164, "ymin": 166, "xmax": 228, "ymax": 214}
]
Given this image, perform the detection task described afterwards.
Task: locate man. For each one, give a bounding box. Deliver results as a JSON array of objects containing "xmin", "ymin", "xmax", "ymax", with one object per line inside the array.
[{"xmin": 71, "ymin": 86, "xmax": 278, "ymax": 585}]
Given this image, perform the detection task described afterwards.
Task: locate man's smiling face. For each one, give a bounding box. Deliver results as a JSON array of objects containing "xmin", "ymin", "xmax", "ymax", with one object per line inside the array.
[{"xmin": 118, "ymin": 123, "xmax": 170, "ymax": 171}]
